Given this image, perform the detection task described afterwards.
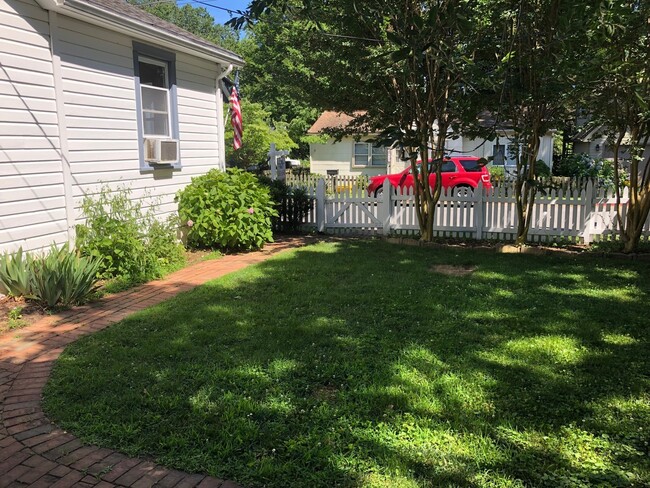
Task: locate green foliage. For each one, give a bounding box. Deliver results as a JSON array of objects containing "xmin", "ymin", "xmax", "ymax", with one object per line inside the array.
[
  {"xmin": 554, "ymin": 153, "xmax": 627, "ymax": 188},
  {"xmin": 176, "ymin": 169, "xmax": 277, "ymax": 250},
  {"xmin": 7, "ymin": 306, "xmax": 23, "ymax": 321},
  {"xmin": 226, "ymin": 100, "xmax": 297, "ymax": 168},
  {"xmin": 238, "ymin": 17, "xmax": 322, "ymax": 159},
  {"xmin": 0, "ymin": 248, "xmax": 34, "ymax": 298},
  {"xmin": 128, "ymin": 0, "xmax": 241, "ymax": 52},
  {"xmin": 76, "ymin": 186, "xmax": 185, "ymax": 284},
  {"xmin": 0, "ymin": 245, "xmax": 102, "ymax": 308},
  {"xmin": 488, "ymin": 165, "xmax": 506, "ymax": 185},
  {"xmin": 534, "ymin": 160, "xmax": 551, "ymax": 177},
  {"xmin": 7, "ymin": 306, "xmax": 25, "ymax": 330},
  {"xmin": 257, "ymin": 177, "xmax": 313, "ymax": 233},
  {"xmin": 31, "ymin": 245, "xmax": 103, "ymax": 308}
]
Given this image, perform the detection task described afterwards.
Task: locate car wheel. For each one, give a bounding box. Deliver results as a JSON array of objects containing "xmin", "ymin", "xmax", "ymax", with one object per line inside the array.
[
  {"xmin": 453, "ymin": 185, "xmax": 474, "ymax": 198},
  {"xmin": 374, "ymin": 187, "xmax": 384, "ymax": 198}
]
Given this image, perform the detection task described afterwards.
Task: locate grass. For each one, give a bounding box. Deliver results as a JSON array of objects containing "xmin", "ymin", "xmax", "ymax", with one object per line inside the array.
[{"xmin": 43, "ymin": 240, "xmax": 650, "ymax": 487}]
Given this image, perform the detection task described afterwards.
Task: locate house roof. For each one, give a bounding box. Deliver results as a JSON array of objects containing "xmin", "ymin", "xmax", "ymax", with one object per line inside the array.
[
  {"xmin": 38, "ymin": 0, "xmax": 244, "ymax": 66},
  {"xmin": 307, "ymin": 111, "xmax": 366, "ymax": 134}
]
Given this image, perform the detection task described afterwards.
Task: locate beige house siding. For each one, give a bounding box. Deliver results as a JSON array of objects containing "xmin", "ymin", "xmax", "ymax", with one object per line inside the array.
[
  {"xmin": 310, "ymin": 137, "xmax": 399, "ymax": 177},
  {"xmin": 1, "ymin": 0, "xmax": 230, "ymax": 253},
  {"xmin": 0, "ymin": 0, "xmax": 68, "ymax": 253}
]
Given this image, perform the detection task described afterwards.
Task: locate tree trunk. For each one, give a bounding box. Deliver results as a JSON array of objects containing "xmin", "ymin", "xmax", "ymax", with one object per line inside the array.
[{"xmin": 514, "ymin": 128, "xmax": 542, "ymax": 246}]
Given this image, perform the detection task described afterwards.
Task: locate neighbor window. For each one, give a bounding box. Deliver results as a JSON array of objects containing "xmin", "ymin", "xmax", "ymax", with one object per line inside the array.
[
  {"xmin": 493, "ymin": 143, "xmax": 518, "ymax": 166},
  {"xmin": 354, "ymin": 143, "xmax": 388, "ymax": 167},
  {"xmin": 133, "ymin": 42, "xmax": 180, "ymax": 170}
]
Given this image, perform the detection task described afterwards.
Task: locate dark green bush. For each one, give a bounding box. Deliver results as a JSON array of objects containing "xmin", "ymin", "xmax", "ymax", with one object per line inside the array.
[
  {"xmin": 534, "ymin": 160, "xmax": 551, "ymax": 177},
  {"xmin": 176, "ymin": 169, "xmax": 277, "ymax": 250},
  {"xmin": 553, "ymin": 153, "xmax": 627, "ymax": 188},
  {"xmin": 76, "ymin": 186, "xmax": 185, "ymax": 283},
  {"xmin": 257, "ymin": 176, "xmax": 313, "ymax": 233}
]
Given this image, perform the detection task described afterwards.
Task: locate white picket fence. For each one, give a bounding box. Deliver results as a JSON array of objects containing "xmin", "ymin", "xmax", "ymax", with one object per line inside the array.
[{"xmin": 292, "ymin": 178, "xmax": 650, "ymax": 243}]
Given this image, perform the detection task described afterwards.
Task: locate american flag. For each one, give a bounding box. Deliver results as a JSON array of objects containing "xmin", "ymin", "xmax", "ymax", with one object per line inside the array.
[{"xmin": 230, "ymin": 78, "xmax": 242, "ymax": 151}]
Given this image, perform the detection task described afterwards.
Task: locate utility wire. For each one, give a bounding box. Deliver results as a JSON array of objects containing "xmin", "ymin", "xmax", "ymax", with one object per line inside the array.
[{"xmin": 133, "ymin": 0, "xmax": 383, "ymax": 42}]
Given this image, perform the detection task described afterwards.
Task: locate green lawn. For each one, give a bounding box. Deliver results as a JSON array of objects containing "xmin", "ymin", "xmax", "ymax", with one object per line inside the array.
[{"xmin": 43, "ymin": 241, "xmax": 650, "ymax": 488}]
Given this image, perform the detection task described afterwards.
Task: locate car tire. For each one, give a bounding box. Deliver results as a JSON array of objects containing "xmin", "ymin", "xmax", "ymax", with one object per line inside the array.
[
  {"xmin": 374, "ymin": 187, "xmax": 384, "ymax": 198},
  {"xmin": 453, "ymin": 185, "xmax": 474, "ymax": 198}
]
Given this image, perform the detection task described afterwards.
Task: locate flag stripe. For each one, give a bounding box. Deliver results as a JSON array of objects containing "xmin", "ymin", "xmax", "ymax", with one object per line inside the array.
[{"xmin": 230, "ymin": 86, "xmax": 242, "ymax": 150}]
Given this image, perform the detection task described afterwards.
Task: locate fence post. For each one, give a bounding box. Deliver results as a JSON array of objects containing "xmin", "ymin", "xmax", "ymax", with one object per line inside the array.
[
  {"xmin": 475, "ymin": 181, "xmax": 484, "ymax": 240},
  {"xmin": 582, "ymin": 179, "xmax": 594, "ymax": 244},
  {"xmin": 316, "ymin": 178, "xmax": 326, "ymax": 232},
  {"xmin": 380, "ymin": 179, "xmax": 392, "ymax": 235}
]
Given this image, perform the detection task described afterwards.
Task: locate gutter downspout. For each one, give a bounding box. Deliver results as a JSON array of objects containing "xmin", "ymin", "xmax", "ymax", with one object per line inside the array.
[{"xmin": 216, "ymin": 64, "xmax": 234, "ymax": 171}]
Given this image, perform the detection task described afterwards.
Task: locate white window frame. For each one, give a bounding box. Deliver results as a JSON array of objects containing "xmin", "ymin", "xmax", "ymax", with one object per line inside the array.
[
  {"xmin": 353, "ymin": 142, "xmax": 388, "ymax": 168},
  {"xmin": 138, "ymin": 56, "xmax": 172, "ymax": 139},
  {"xmin": 133, "ymin": 42, "xmax": 180, "ymax": 171},
  {"xmin": 493, "ymin": 143, "xmax": 519, "ymax": 166}
]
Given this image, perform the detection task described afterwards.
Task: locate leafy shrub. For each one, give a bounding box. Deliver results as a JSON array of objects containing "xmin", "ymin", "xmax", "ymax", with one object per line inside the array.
[
  {"xmin": 553, "ymin": 153, "xmax": 627, "ymax": 188},
  {"xmin": 534, "ymin": 160, "xmax": 551, "ymax": 177},
  {"xmin": 76, "ymin": 186, "xmax": 185, "ymax": 283},
  {"xmin": 176, "ymin": 169, "xmax": 277, "ymax": 250},
  {"xmin": 257, "ymin": 176, "xmax": 313, "ymax": 233},
  {"xmin": 489, "ymin": 165, "xmax": 506, "ymax": 185},
  {"xmin": 31, "ymin": 245, "xmax": 103, "ymax": 308},
  {"xmin": 0, "ymin": 245, "xmax": 102, "ymax": 308},
  {"xmin": 0, "ymin": 248, "xmax": 34, "ymax": 298}
]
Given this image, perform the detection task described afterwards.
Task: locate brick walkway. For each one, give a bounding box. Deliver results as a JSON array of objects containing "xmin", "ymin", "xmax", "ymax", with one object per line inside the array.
[{"xmin": 0, "ymin": 237, "xmax": 315, "ymax": 487}]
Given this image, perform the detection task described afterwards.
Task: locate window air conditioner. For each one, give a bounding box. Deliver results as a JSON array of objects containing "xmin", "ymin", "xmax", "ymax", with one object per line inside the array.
[{"xmin": 144, "ymin": 139, "xmax": 179, "ymax": 164}]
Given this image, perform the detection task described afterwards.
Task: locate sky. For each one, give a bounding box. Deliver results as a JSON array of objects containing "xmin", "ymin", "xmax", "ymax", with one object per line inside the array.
[{"xmin": 178, "ymin": 0, "xmax": 251, "ymax": 25}]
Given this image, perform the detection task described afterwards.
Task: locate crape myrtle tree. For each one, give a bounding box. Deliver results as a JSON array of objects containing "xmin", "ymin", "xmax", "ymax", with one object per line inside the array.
[
  {"xmin": 586, "ymin": 1, "xmax": 650, "ymax": 253},
  {"xmin": 483, "ymin": 0, "xmax": 590, "ymax": 245},
  {"xmin": 232, "ymin": 0, "xmax": 484, "ymax": 241}
]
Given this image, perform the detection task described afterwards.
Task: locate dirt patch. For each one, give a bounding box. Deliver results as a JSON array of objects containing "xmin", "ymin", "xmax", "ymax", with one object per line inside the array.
[
  {"xmin": 313, "ymin": 385, "xmax": 338, "ymax": 403},
  {"xmin": 431, "ymin": 264, "xmax": 477, "ymax": 276},
  {"xmin": 0, "ymin": 295, "xmax": 46, "ymax": 335},
  {"xmin": 184, "ymin": 249, "xmax": 221, "ymax": 267}
]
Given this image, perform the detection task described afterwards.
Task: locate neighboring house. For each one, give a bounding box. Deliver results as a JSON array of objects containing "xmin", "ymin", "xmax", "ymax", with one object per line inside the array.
[
  {"xmin": 1, "ymin": 0, "xmax": 244, "ymax": 253},
  {"xmin": 307, "ymin": 111, "xmax": 398, "ymax": 177},
  {"xmin": 572, "ymin": 124, "xmax": 650, "ymax": 170},
  {"xmin": 307, "ymin": 111, "xmax": 555, "ymax": 176}
]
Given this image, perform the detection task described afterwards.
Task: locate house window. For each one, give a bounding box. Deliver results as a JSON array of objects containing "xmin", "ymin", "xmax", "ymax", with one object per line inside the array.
[
  {"xmin": 133, "ymin": 42, "xmax": 180, "ymax": 170},
  {"xmin": 354, "ymin": 142, "xmax": 387, "ymax": 167},
  {"xmin": 139, "ymin": 58, "xmax": 170, "ymax": 137},
  {"xmin": 493, "ymin": 144, "xmax": 506, "ymax": 165},
  {"xmin": 493, "ymin": 143, "xmax": 518, "ymax": 166}
]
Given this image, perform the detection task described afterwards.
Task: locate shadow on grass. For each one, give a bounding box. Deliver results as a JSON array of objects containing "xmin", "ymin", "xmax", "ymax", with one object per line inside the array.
[{"xmin": 43, "ymin": 240, "xmax": 650, "ymax": 487}]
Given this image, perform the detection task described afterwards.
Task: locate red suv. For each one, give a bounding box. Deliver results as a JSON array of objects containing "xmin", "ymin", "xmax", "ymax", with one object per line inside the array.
[{"xmin": 367, "ymin": 156, "xmax": 492, "ymax": 197}]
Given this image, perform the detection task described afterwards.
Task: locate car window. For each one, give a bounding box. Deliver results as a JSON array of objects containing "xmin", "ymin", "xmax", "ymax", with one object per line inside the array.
[
  {"xmin": 441, "ymin": 160, "xmax": 457, "ymax": 172},
  {"xmin": 459, "ymin": 159, "xmax": 483, "ymax": 172}
]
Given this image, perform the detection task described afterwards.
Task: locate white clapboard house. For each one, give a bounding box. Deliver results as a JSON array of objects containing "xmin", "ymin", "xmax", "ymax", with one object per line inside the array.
[{"xmin": 1, "ymin": 0, "xmax": 244, "ymax": 253}]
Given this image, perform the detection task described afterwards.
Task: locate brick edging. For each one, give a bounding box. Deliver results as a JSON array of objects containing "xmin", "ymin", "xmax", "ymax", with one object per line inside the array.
[{"xmin": 0, "ymin": 237, "xmax": 313, "ymax": 487}]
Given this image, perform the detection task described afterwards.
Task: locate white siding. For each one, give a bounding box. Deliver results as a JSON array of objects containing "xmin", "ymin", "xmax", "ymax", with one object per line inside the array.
[
  {"xmin": 0, "ymin": 0, "xmax": 68, "ymax": 253},
  {"xmin": 2, "ymin": 3, "xmax": 229, "ymax": 254},
  {"xmin": 310, "ymin": 137, "xmax": 388, "ymax": 177},
  {"xmin": 461, "ymin": 132, "xmax": 554, "ymax": 169},
  {"xmin": 56, "ymin": 15, "xmax": 223, "ymax": 222}
]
